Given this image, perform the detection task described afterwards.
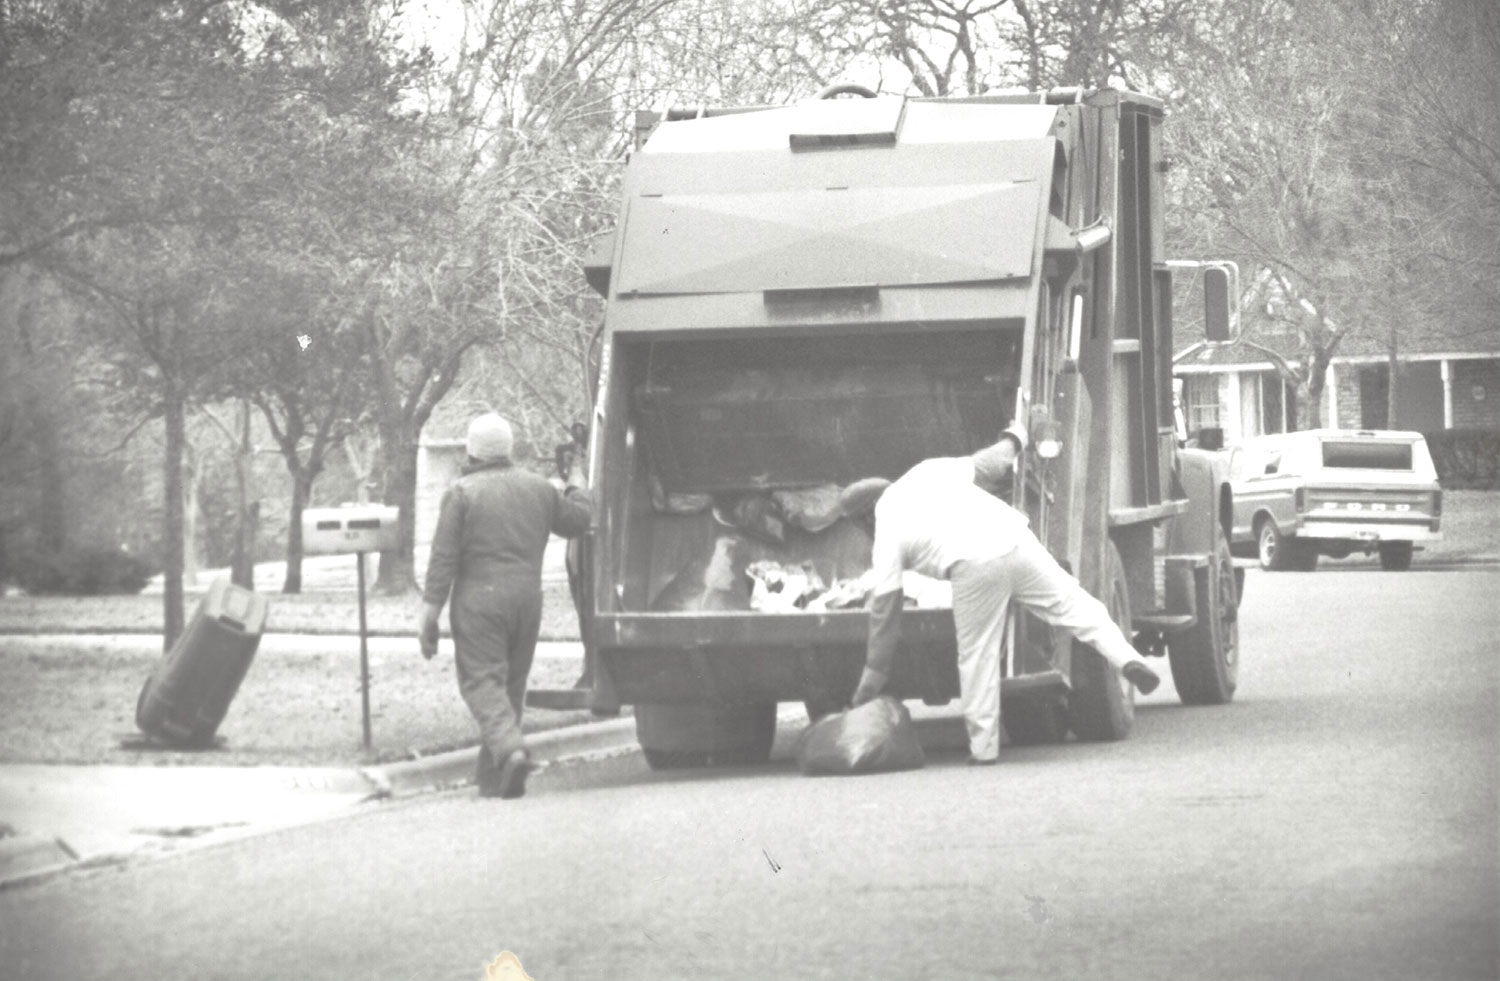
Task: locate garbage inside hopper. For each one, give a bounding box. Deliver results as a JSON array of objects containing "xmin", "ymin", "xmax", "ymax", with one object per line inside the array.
[{"xmin": 649, "ymin": 536, "xmax": 753, "ymax": 612}]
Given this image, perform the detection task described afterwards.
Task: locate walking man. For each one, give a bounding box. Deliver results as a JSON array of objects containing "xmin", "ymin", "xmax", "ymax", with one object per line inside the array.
[
  {"xmin": 839, "ymin": 426, "xmax": 1159, "ymax": 764},
  {"xmin": 419, "ymin": 413, "xmax": 592, "ymax": 797}
]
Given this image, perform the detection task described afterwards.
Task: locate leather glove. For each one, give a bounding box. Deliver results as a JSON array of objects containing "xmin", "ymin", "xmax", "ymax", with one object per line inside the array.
[
  {"xmin": 850, "ymin": 666, "xmax": 888, "ymax": 707},
  {"xmin": 418, "ymin": 605, "xmax": 441, "ymax": 660}
]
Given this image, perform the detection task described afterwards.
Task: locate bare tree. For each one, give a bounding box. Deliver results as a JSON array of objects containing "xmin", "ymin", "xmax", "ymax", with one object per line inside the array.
[
  {"xmin": 1165, "ymin": 0, "xmax": 1499, "ymax": 428},
  {"xmin": 348, "ymin": 0, "xmax": 686, "ymax": 593}
]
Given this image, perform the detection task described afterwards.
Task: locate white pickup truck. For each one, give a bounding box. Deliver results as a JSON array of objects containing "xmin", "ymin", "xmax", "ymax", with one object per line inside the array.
[{"xmin": 1227, "ymin": 429, "xmax": 1443, "ymax": 571}]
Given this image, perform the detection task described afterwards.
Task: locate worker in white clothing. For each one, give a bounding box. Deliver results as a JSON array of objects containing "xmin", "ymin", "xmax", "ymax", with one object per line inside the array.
[{"xmin": 838, "ymin": 426, "xmax": 1160, "ymax": 765}]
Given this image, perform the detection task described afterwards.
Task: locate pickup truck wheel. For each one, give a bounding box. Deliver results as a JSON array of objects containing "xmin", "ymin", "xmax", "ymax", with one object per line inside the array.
[
  {"xmin": 635, "ymin": 702, "xmax": 777, "ymax": 769},
  {"xmin": 1004, "ymin": 698, "xmax": 1069, "ymax": 745},
  {"xmin": 1256, "ymin": 518, "xmax": 1292, "ymax": 571},
  {"xmin": 1168, "ymin": 532, "xmax": 1240, "ymax": 705},
  {"xmin": 1378, "ymin": 541, "xmax": 1414, "ymax": 571},
  {"xmin": 1067, "ymin": 542, "xmax": 1136, "ymax": 742}
]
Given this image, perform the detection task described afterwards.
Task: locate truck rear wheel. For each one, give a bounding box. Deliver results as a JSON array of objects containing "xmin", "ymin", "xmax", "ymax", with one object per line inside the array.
[
  {"xmin": 1168, "ymin": 532, "xmax": 1240, "ymax": 705},
  {"xmin": 1067, "ymin": 543, "xmax": 1136, "ymax": 742},
  {"xmin": 635, "ymin": 702, "xmax": 777, "ymax": 770},
  {"xmin": 1378, "ymin": 541, "xmax": 1413, "ymax": 570},
  {"xmin": 1004, "ymin": 698, "xmax": 1069, "ymax": 745}
]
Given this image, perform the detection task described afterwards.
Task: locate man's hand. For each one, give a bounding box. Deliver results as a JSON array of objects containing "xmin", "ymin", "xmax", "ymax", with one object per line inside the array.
[
  {"xmin": 418, "ymin": 603, "xmax": 442, "ymax": 660},
  {"xmin": 850, "ymin": 666, "xmax": 889, "ymax": 707}
]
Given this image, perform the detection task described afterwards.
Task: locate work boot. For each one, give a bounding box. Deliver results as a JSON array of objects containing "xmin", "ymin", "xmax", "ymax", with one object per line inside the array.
[
  {"xmin": 1123, "ymin": 660, "xmax": 1161, "ymax": 695},
  {"xmin": 495, "ymin": 748, "xmax": 535, "ymax": 799},
  {"xmin": 475, "ymin": 746, "xmax": 507, "ymax": 798}
]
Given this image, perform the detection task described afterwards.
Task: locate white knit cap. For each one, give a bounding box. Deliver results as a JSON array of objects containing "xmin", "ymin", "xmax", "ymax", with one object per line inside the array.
[{"xmin": 466, "ymin": 413, "xmax": 513, "ymax": 462}]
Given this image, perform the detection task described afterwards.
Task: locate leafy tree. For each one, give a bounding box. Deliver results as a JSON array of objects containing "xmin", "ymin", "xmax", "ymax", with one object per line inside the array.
[{"xmin": 1, "ymin": 0, "xmax": 425, "ymax": 636}]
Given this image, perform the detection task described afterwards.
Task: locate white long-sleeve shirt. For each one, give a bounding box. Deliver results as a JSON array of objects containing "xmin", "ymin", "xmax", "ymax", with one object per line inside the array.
[{"xmin": 868, "ymin": 456, "xmax": 1031, "ymax": 598}]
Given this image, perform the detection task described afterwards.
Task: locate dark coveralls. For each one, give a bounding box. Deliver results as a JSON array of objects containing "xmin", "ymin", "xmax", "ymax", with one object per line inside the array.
[{"xmin": 422, "ymin": 459, "xmax": 591, "ymax": 763}]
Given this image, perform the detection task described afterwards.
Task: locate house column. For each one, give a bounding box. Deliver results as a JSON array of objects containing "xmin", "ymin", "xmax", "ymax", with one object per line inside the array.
[
  {"xmin": 1325, "ymin": 363, "xmax": 1338, "ymax": 429},
  {"xmin": 1441, "ymin": 359, "xmax": 1454, "ymax": 429},
  {"xmin": 1225, "ymin": 371, "xmax": 1243, "ymax": 442}
]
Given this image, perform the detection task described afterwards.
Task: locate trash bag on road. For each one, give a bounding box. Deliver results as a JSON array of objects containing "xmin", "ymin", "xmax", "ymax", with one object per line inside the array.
[{"xmin": 796, "ymin": 696, "xmax": 925, "ymax": 775}]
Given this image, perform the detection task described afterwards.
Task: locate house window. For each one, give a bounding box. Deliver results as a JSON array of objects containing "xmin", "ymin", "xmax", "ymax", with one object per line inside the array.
[{"xmin": 1182, "ymin": 374, "xmax": 1221, "ymax": 432}]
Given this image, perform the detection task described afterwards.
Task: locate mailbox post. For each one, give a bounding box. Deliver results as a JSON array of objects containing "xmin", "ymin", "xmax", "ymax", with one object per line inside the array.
[{"xmin": 301, "ymin": 504, "xmax": 401, "ymax": 748}]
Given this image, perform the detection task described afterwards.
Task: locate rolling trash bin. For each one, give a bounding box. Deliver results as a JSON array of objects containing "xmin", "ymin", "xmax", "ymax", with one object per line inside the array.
[{"xmin": 135, "ymin": 578, "xmax": 270, "ymax": 748}]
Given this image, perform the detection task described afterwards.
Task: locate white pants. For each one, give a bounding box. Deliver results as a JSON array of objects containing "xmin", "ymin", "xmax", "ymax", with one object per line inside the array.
[{"xmin": 949, "ymin": 535, "xmax": 1140, "ymax": 760}]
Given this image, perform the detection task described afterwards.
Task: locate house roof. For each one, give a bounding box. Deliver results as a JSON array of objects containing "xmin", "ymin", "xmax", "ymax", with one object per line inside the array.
[{"xmin": 1174, "ymin": 314, "xmax": 1500, "ymax": 371}]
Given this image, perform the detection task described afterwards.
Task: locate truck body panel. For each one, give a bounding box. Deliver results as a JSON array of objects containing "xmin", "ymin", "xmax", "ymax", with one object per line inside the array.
[{"xmin": 572, "ymin": 87, "xmax": 1240, "ymax": 746}]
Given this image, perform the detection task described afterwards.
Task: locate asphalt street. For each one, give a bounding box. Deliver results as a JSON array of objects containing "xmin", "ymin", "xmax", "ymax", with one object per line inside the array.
[{"xmin": 1, "ymin": 565, "xmax": 1496, "ymax": 981}]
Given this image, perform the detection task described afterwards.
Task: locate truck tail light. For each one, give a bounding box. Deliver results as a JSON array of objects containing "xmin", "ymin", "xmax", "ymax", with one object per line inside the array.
[
  {"xmin": 1432, "ymin": 489, "xmax": 1443, "ymax": 529},
  {"xmin": 1294, "ymin": 487, "xmax": 1305, "ymax": 513}
]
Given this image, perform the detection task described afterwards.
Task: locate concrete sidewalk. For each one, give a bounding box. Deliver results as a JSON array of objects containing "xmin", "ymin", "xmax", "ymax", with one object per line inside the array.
[
  {"xmin": 0, "ymin": 701, "xmax": 973, "ymax": 891},
  {"xmin": 0, "ymin": 713, "xmax": 643, "ymax": 890},
  {"xmin": 0, "ymin": 634, "xmax": 604, "ymax": 889}
]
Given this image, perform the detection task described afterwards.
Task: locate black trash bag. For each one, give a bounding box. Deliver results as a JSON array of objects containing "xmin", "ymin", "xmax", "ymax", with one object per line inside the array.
[{"xmin": 796, "ymin": 696, "xmax": 926, "ymax": 775}]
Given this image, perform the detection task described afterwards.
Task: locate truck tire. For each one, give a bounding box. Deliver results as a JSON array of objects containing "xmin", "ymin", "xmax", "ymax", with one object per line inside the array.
[
  {"xmin": 1256, "ymin": 518, "xmax": 1291, "ymax": 571},
  {"xmin": 1378, "ymin": 541, "xmax": 1413, "ymax": 571},
  {"xmin": 1256, "ymin": 518, "xmax": 1317, "ymax": 571},
  {"xmin": 1167, "ymin": 532, "xmax": 1240, "ymax": 705},
  {"xmin": 1067, "ymin": 542, "xmax": 1135, "ymax": 742},
  {"xmin": 635, "ymin": 702, "xmax": 777, "ymax": 770},
  {"xmin": 1003, "ymin": 698, "xmax": 1069, "ymax": 745},
  {"xmin": 641, "ymin": 747, "xmax": 709, "ymax": 769}
]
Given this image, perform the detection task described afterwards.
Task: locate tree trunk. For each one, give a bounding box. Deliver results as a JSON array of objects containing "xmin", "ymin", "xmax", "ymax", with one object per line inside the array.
[
  {"xmin": 343, "ymin": 434, "xmax": 377, "ymax": 586},
  {"xmin": 182, "ymin": 442, "xmax": 202, "ymax": 588},
  {"xmin": 33, "ymin": 405, "xmax": 67, "ymax": 552},
  {"xmin": 282, "ymin": 468, "xmax": 313, "ymax": 594},
  {"xmin": 163, "ymin": 392, "xmax": 186, "ymax": 650},
  {"xmin": 230, "ymin": 401, "xmax": 256, "ymax": 590},
  {"xmin": 1302, "ymin": 380, "xmax": 1322, "ymax": 429},
  {"xmin": 374, "ymin": 437, "xmax": 418, "ymax": 594},
  {"xmin": 1303, "ymin": 349, "xmax": 1333, "ymax": 429}
]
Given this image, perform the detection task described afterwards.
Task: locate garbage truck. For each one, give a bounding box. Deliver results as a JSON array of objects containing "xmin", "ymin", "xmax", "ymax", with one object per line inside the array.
[{"xmin": 566, "ymin": 85, "xmax": 1242, "ymax": 767}]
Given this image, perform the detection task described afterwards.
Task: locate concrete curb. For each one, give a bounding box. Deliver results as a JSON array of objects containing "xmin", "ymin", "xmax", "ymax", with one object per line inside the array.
[
  {"xmin": 0, "ymin": 705, "xmax": 971, "ymax": 891},
  {"xmin": 359, "ymin": 716, "xmax": 639, "ymax": 798},
  {"xmin": 356, "ymin": 705, "xmax": 972, "ymax": 798},
  {"xmin": 0, "ymin": 833, "xmax": 79, "ymax": 888}
]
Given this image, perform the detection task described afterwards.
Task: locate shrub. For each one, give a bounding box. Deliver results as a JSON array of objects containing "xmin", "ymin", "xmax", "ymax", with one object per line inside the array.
[
  {"xmin": 1425, "ymin": 429, "xmax": 1500, "ymax": 490},
  {"xmin": 13, "ymin": 546, "xmax": 153, "ymax": 596}
]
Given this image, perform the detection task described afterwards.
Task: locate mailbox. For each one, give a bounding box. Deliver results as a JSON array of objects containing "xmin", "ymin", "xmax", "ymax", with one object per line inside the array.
[{"xmin": 302, "ymin": 505, "xmax": 401, "ymax": 555}]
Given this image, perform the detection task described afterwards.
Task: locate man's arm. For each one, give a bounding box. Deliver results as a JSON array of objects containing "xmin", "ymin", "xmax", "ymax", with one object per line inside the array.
[
  {"xmin": 551, "ymin": 456, "xmax": 593, "ymax": 538},
  {"xmin": 852, "ymin": 589, "xmax": 903, "ymax": 705},
  {"xmin": 417, "ymin": 485, "xmax": 464, "ymax": 659}
]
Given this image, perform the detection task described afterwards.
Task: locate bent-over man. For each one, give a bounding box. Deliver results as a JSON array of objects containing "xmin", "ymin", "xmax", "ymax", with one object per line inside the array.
[{"xmin": 839, "ymin": 427, "xmax": 1159, "ymax": 765}]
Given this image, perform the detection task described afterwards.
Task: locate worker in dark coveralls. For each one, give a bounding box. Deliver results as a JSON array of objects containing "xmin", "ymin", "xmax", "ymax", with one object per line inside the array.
[
  {"xmin": 839, "ymin": 427, "xmax": 1159, "ymax": 765},
  {"xmin": 419, "ymin": 413, "xmax": 591, "ymax": 798}
]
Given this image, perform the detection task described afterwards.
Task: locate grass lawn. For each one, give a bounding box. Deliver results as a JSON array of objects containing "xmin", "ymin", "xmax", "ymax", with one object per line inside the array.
[
  {"xmin": 0, "ymin": 579, "xmax": 581, "ymax": 639},
  {"xmin": 0, "ymin": 575, "xmax": 589, "ymax": 767},
  {"xmin": 0, "ymin": 491, "xmax": 1494, "ymax": 768},
  {"xmin": 0, "ymin": 635, "xmax": 596, "ymax": 768}
]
